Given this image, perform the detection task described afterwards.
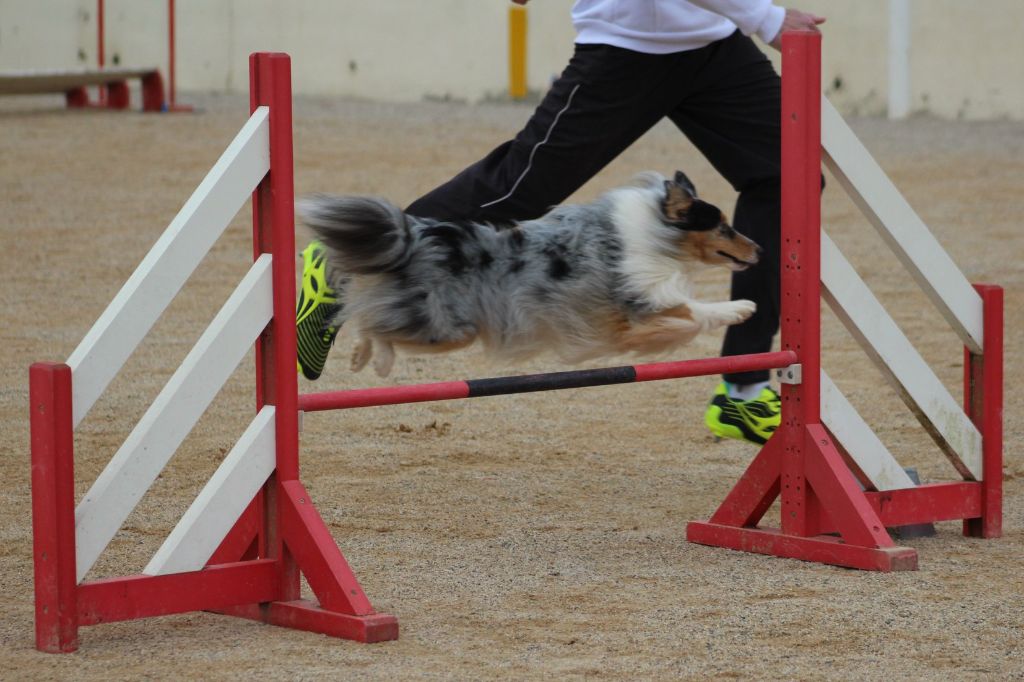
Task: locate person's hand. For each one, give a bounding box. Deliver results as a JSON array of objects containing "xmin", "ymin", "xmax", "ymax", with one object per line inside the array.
[{"xmin": 769, "ymin": 9, "xmax": 826, "ymax": 50}]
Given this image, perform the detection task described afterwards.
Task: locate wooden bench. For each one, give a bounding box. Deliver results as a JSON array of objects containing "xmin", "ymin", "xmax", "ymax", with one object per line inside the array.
[{"xmin": 0, "ymin": 67, "xmax": 166, "ymax": 111}]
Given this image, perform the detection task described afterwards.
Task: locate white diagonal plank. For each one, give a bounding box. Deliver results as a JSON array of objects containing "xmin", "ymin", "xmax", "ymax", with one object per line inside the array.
[
  {"xmin": 821, "ymin": 370, "xmax": 915, "ymax": 491},
  {"xmin": 821, "ymin": 232, "xmax": 982, "ymax": 481},
  {"xmin": 74, "ymin": 255, "xmax": 274, "ymax": 582},
  {"xmin": 144, "ymin": 407, "xmax": 276, "ymax": 576},
  {"xmin": 67, "ymin": 107, "xmax": 270, "ymax": 427},
  {"xmin": 821, "ymin": 95, "xmax": 983, "ymax": 353}
]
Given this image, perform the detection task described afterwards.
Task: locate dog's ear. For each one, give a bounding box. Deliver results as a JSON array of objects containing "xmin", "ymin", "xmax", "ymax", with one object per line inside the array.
[
  {"xmin": 673, "ymin": 170, "xmax": 697, "ymax": 198},
  {"xmin": 662, "ymin": 180, "xmax": 695, "ymax": 223}
]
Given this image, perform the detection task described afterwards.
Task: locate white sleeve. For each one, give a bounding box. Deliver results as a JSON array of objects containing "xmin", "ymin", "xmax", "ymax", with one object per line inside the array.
[{"xmin": 685, "ymin": 0, "xmax": 786, "ymax": 44}]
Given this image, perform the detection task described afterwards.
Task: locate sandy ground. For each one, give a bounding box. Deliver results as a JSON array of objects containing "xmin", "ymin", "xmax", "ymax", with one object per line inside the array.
[{"xmin": 1, "ymin": 90, "xmax": 1022, "ymax": 680}]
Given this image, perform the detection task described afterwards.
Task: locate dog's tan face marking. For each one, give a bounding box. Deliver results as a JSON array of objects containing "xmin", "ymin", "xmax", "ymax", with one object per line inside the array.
[{"xmin": 679, "ymin": 220, "xmax": 761, "ymax": 271}]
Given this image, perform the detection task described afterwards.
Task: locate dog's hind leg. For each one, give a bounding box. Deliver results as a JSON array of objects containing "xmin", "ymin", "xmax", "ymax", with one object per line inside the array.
[
  {"xmin": 616, "ymin": 299, "xmax": 755, "ymax": 355},
  {"xmin": 351, "ymin": 335, "xmax": 373, "ymax": 373},
  {"xmin": 372, "ymin": 340, "xmax": 396, "ymax": 377},
  {"xmin": 618, "ymin": 316, "xmax": 702, "ymax": 354}
]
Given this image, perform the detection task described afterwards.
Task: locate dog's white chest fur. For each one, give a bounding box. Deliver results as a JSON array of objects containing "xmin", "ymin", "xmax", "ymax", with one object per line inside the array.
[{"xmin": 612, "ymin": 189, "xmax": 698, "ymax": 308}]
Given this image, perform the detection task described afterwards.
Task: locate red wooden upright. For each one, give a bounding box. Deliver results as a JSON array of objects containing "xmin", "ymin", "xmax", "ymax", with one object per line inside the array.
[
  {"xmin": 963, "ymin": 284, "xmax": 1003, "ymax": 538},
  {"xmin": 30, "ymin": 363, "xmax": 79, "ymax": 652}
]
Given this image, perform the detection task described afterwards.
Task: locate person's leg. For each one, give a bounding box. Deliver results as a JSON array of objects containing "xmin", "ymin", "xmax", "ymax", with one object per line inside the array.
[
  {"xmin": 719, "ymin": 180, "xmax": 781, "ymax": 384},
  {"xmin": 407, "ymin": 44, "xmax": 691, "ymax": 223},
  {"xmin": 666, "ymin": 31, "xmax": 783, "ymax": 386},
  {"xmin": 662, "ymin": 32, "xmax": 784, "ymax": 443}
]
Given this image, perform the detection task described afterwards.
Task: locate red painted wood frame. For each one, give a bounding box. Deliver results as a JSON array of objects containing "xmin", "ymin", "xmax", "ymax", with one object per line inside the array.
[
  {"xmin": 30, "ymin": 53, "xmax": 396, "ymax": 654},
  {"xmin": 63, "ymin": 72, "xmax": 166, "ymax": 113},
  {"xmin": 963, "ymin": 284, "xmax": 1003, "ymax": 538},
  {"xmin": 686, "ymin": 32, "xmax": 1003, "ymax": 570}
]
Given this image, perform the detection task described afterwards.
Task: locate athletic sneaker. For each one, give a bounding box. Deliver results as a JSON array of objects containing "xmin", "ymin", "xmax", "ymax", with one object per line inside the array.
[
  {"xmin": 704, "ymin": 382, "xmax": 781, "ymax": 445},
  {"xmin": 295, "ymin": 241, "xmax": 341, "ymax": 381}
]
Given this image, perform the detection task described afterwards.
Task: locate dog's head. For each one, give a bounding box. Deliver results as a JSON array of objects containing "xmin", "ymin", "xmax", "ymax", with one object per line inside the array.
[{"xmin": 659, "ymin": 171, "xmax": 761, "ymax": 271}]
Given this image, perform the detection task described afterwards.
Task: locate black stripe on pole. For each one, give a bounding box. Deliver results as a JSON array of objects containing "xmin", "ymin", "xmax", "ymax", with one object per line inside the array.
[{"xmin": 467, "ymin": 365, "xmax": 637, "ymax": 398}]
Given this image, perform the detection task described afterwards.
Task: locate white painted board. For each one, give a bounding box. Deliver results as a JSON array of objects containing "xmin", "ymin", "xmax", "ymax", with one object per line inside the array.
[
  {"xmin": 822, "ymin": 96, "xmax": 983, "ymax": 353},
  {"xmin": 821, "ymin": 370, "xmax": 916, "ymax": 491},
  {"xmin": 66, "ymin": 107, "xmax": 270, "ymax": 428},
  {"xmin": 821, "ymin": 232, "xmax": 982, "ymax": 481},
  {"xmin": 74, "ymin": 256, "xmax": 274, "ymax": 582},
  {"xmin": 144, "ymin": 407, "xmax": 276, "ymax": 576}
]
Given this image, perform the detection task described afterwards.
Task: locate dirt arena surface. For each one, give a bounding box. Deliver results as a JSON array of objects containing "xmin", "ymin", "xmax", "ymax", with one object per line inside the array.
[{"xmin": 1, "ymin": 91, "xmax": 1022, "ymax": 680}]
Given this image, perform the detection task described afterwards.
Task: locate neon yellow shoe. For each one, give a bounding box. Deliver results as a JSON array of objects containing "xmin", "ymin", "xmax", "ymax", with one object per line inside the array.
[
  {"xmin": 296, "ymin": 241, "xmax": 341, "ymax": 381},
  {"xmin": 704, "ymin": 382, "xmax": 781, "ymax": 445}
]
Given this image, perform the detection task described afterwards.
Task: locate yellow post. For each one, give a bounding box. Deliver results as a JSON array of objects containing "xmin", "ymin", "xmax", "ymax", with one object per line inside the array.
[{"xmin": 508, "ymin": 4, "xmax": 528, "ymax": 99}]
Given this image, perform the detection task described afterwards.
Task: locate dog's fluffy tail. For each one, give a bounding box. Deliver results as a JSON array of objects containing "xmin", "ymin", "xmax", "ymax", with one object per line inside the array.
[{"xmin": 298, "ymin": 195, "xmax": 411, "ymax": 275}]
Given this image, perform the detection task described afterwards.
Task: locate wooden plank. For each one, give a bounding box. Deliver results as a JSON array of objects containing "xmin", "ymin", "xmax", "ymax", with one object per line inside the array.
[
  {"xmin": 143, "ymin": 407, "xmax": 276, "ymax": 576},
  {"xmin": 279, "ymin": 480, "xmax": 375, "ymax": 616},
  {"xmin": 29, "ymin": 363, "xmax": 79, "ymax": 653},
  {"xmin": 74, "ymin": 256, "xmax": 274, "ymax": 582},
  {"xmin": 687, "ymin": 522, "xmax": 918, "ymax": 572},
  {"xmin": 802, "ymin": 424, "xmax": 895, "ymax": 549},
  {"xmin": 77, "ymin": 559, "xmax": 279, "ymax": 626},
  {"xmin": 820, "ymin": 370, "xmax": 915, "ymax": 491},
  {"xmin": 66, "ymin": 107, "xmax": 270, "ymax": 428},
  {"xmin": 821, "ymin": 232, "xmax": 982, "ymax": 480},
  {"xmin": 865, "ymin": 482, "xmax": 982, "ymax": 527},
  {"xmin": 260, "ymin": 600, "xmax": 399, "ymax": 644},
  {"xmin": 0, "ymin": 68, "xmax": 158, "ymax": 95},
  {"xmin": 821, "ymin": 95, "xmax": 984, "ymax": 352}
]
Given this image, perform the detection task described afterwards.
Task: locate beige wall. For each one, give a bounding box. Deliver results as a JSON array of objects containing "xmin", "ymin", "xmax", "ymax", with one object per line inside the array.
[
  {"xmin": 1, "ymin": 0, "xmax": 1021, "ymax": 119},
  {"xmin": 780, "ymin": 0, "xmax": 1024, "ymax": 119}
]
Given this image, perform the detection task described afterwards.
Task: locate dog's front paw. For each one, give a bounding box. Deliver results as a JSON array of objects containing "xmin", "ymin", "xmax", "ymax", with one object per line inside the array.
[
  {"xmin": 716, "ymin": 299, "xmax": 757, "ymax": 325},
  {"xmin": 728, "ymin": 299, "xmax": 757, "ymax": 324}
]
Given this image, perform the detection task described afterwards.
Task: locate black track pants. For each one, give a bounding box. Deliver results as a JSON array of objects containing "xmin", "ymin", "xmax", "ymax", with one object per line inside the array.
[{"xmin": 407, "ymin": 31, "xmax": 782, "ymax": 384}]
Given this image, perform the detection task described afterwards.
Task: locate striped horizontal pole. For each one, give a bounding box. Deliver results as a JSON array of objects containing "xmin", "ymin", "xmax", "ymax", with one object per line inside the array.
[{"xmin": 298, "ymin": 350, "xmax": 796, "ymax": 413}]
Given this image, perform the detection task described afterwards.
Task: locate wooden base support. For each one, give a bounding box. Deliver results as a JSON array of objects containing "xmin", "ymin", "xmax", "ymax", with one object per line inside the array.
[
  {"xmin": 219, "ymin": 600, "xmax": 398, "ymax": 643},
  {"xmin": 686, "ymin": 522, "xmax": 918, "ymax": 572}
]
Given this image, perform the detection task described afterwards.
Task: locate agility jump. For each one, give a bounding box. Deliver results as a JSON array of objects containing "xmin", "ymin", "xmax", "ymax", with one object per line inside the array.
[
  {"xmin": 0, "ymin": 0, "xmax": 189, "ymax": 112},
  {"xmin": 30, "ymin": 34, "xmax": 1002, "ymax": 653}
]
